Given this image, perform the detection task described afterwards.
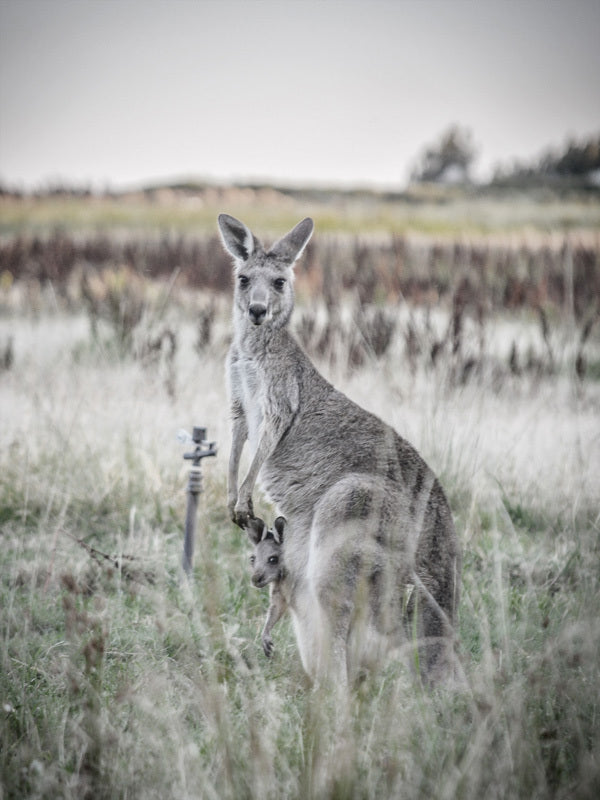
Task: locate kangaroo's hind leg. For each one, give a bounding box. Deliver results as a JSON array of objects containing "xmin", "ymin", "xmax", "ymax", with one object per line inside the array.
[
  {"xmin": 412, "ymin": 483, "xmax": 460, "ymax": 684},
  {"xmin": 409, "ymin": 571, "xmax": 457, "ymax": 685},
  {"xmin": 313, "ymin": 538, "xmax": 371, "ymax": 687},
  {"xmin": 313, "ymin": 583, "xmax": 352, "ymax": 688}
]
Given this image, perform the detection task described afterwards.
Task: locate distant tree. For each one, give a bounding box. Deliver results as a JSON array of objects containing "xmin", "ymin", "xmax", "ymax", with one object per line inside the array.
[
  {"xmin": 411, "ymin": 125, "xmax": 477, "ymax": 184},
  {"xmin": 542, "ymin": 135, "xmax": 600, "ymax": 177},
  {"xmin": 492, "ymin": 133, "xmax": 600, "ymax": 188}
]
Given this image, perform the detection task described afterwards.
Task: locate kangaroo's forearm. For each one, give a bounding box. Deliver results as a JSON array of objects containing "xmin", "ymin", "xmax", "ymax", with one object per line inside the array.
[
  {"xmin": 234, "ymin": 420, "xmax": 282, "ymax": 527},
  {"xmin": 263, "ymin": 592, "xmax": 287, "ymax": 637},
  {"xmin": 228, "ymin": 420, "xmax": 247, "ymax": 495},
  {"xmin": 261, "ymin": 584, "xmax": 288, "ymax": 657},
  {"xmin": 238, "ymin": 423, "xmax": 278, "ymax": 500},
  {"xmin": 228, "ymin": 412, "xmax": 249, "ymax": 526},
  {"xmin": 238, "ymin": 394, "xmax": 297, "ymax": 502}
]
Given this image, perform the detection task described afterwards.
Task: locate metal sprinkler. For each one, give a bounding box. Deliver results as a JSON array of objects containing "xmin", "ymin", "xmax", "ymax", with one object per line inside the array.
[{"xmin": 177, "ymin": 426, "xmax": 217, "ymax": 577}]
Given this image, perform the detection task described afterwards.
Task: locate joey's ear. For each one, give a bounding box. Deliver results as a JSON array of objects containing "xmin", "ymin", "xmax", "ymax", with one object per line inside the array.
[
  {"xmin": 246, "ymin": 517, "xmax": 266, "ymax": 545},
  {"xmin": 273, "ymin": 516, "xmax": 286, "ymax": 544},
  {"xmin": 269, "ymin": 218, "xmax": 314, "ymax": 264},
  {"xmin": 218, "ymin": 213, "xmax": 256, "ymax": 262}
]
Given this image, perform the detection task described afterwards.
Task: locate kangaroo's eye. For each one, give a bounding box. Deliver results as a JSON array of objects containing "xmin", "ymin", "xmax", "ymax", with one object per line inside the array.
[
  {"xmin": 268, "ymin": 556, "xmax": 279, "ymax": 565},
  {"xmin": 249, "ymin": 555, "xmax": 255, "ymax": 565},
  {"xmin": 273, "ymin": 278, "xmax": 286, "ymax": 291},
  {"xmin": 239, "ymin": 275, "xmax": 249, "ymax": 288}
]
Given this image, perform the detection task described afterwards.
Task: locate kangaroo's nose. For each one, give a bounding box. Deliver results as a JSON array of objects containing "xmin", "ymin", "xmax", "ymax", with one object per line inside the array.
[
  {"xmin": 248, "ymin": 303, "xmax": 267, "ymax": 325},
  {"xmin": 252, "ymin": 572, "xmax": 265, "ymax": 587}
]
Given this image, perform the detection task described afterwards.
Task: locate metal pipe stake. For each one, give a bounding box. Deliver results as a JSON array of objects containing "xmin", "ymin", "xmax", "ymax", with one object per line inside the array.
[{"xmin": 179, "ymin": 426, "xmax": 217, "ymax": 577}]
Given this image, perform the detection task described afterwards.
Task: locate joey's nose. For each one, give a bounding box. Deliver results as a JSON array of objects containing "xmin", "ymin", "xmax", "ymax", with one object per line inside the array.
[
  {"xmin": 252, "ymin": 572, "xmax": 265, "ymax": 587},
  {"xmin": 248, "ymin": 303, "xmax": 267, "ymax": 325}
]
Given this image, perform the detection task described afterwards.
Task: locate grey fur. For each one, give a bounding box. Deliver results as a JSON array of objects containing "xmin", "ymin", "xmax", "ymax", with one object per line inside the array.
[{"xmin": 219, "ymin": 213, "xmax": 461, "ymax": 685}]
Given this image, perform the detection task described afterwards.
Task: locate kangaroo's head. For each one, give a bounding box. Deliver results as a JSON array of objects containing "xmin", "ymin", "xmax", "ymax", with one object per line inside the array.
[
  {"xmin": 218, "ymin": 214, "xmax": 313, "ymax": 332},
  {"xmin": 245, "ymin": 516, "xmax": 286, "ymax": 588}
]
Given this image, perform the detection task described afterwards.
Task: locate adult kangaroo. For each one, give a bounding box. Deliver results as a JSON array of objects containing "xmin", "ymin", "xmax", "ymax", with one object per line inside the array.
[{"xmin": 219, "ymin": 213, "xmax": 461, "ymax": 685}]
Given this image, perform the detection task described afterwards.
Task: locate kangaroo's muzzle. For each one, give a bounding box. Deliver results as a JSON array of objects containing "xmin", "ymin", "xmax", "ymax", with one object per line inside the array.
[
  {"xmin": 252, "ymin": 571, "xmax": 267, "ymax": 588},
  {"xmin": 248, "ymin": 303, "xmax": 267, "ymax": 326}
]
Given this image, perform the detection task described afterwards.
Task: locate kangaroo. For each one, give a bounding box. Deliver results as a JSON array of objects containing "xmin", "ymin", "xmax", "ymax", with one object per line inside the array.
[
  {"xmin": 246, "ymin": 516, "xmax": 288, "ymax": 658},
  {"xmin": 219, "ymin": 213, "xmax": 461, "ymax": 685}
]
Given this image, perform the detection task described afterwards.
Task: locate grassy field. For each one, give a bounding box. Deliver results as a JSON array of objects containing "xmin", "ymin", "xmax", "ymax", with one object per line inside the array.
[
  {"xmin": 1, "ymin": 264, "xmax": 599, "ymax": 798},
  {"xmin": 1, "ymin": 189, "xmax": 600, "ymax": 798}
]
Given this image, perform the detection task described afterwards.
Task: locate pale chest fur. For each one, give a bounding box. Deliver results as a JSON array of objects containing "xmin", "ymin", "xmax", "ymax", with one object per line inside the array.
[
  {"xmin": 231, "ymin": 331, "xmax": 302, "ymax": 449},
  {"xmin": 230, "ymin": 351, "xmax": 264, "ymax": 456}
]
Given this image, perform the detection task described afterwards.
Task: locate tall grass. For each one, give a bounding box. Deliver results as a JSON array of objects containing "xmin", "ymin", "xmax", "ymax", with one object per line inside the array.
[{"xmin": 1, "ymin": 276, "xmax": 600, "ymax": 798}]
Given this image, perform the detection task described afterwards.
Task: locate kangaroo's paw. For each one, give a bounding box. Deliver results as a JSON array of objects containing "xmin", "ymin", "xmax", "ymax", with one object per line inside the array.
[
  {"xmin": 262, "ymin": 634, "xmax": 274, "ymax": 658},
  {"xmin": 233, "ymin": 496, "xmax": 254, "ymax": 529}
]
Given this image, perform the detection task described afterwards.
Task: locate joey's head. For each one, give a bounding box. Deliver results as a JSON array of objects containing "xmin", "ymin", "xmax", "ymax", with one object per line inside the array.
[
  {"xmin": 218, "ymin": 214, "xmax": 313, "ymax": 333},
  {"xmin": 245, "ymin": 516, "xmax": 286, "ymax": 589}
]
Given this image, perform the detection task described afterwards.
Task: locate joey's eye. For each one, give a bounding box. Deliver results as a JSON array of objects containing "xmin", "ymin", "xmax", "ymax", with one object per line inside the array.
[
  {"xmin": 268, "ymin": 555, "xmax": 279, "ymax": 565},
  {"xmin": 249, "ymin": 555, "xmax": 255, "ymax": 565},
  {"xmin": 273, "ymin": 278, "xmax": 286, "ymax": 291},
  {"xmin": 239, "ymin": 275, "xmax": 249, "ymax": 288}
]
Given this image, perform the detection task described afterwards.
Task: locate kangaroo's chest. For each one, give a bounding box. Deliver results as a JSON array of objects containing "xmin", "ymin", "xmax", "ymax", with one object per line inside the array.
[{"xmin": 237, "ymin": 356, "xmax": 264, "ymax": 455}]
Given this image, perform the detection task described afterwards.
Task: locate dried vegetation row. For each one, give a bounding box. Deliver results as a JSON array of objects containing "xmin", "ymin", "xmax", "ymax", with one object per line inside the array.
[
  {"xmin": 1, "ymin": 229, "xmax": 599, "ymax": 315},
  {"xmin": 1, "ymin": 230, "xmax": 599, "ymax": 388}
]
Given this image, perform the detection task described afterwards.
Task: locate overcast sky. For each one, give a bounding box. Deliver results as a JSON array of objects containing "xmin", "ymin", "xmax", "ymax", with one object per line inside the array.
[{"xmin": 1, "ymin": 0, "xmax": 599, "ymax": 190}]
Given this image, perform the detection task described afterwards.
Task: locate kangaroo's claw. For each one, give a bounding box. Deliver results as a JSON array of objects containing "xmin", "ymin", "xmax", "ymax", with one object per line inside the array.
[{"xmin": 262, "ymin": 636, "xmax": 274, "ymax": 658}]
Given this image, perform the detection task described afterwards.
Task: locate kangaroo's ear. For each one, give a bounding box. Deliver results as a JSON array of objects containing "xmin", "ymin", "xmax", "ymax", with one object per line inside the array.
[
  {"xmin": 273, "ymin": 516, "xmax": 286, "ymax": 544},
  {"xmin": 218, "ymin": 214, "xmax": 255, "ymax": 262},
  {"xmin": 246, "ymin": 517, "xmax": 266, "ymax": 545},
  {"xmin": 269, "ymin": 218, "xmax": 314, "ymax": 265}
]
